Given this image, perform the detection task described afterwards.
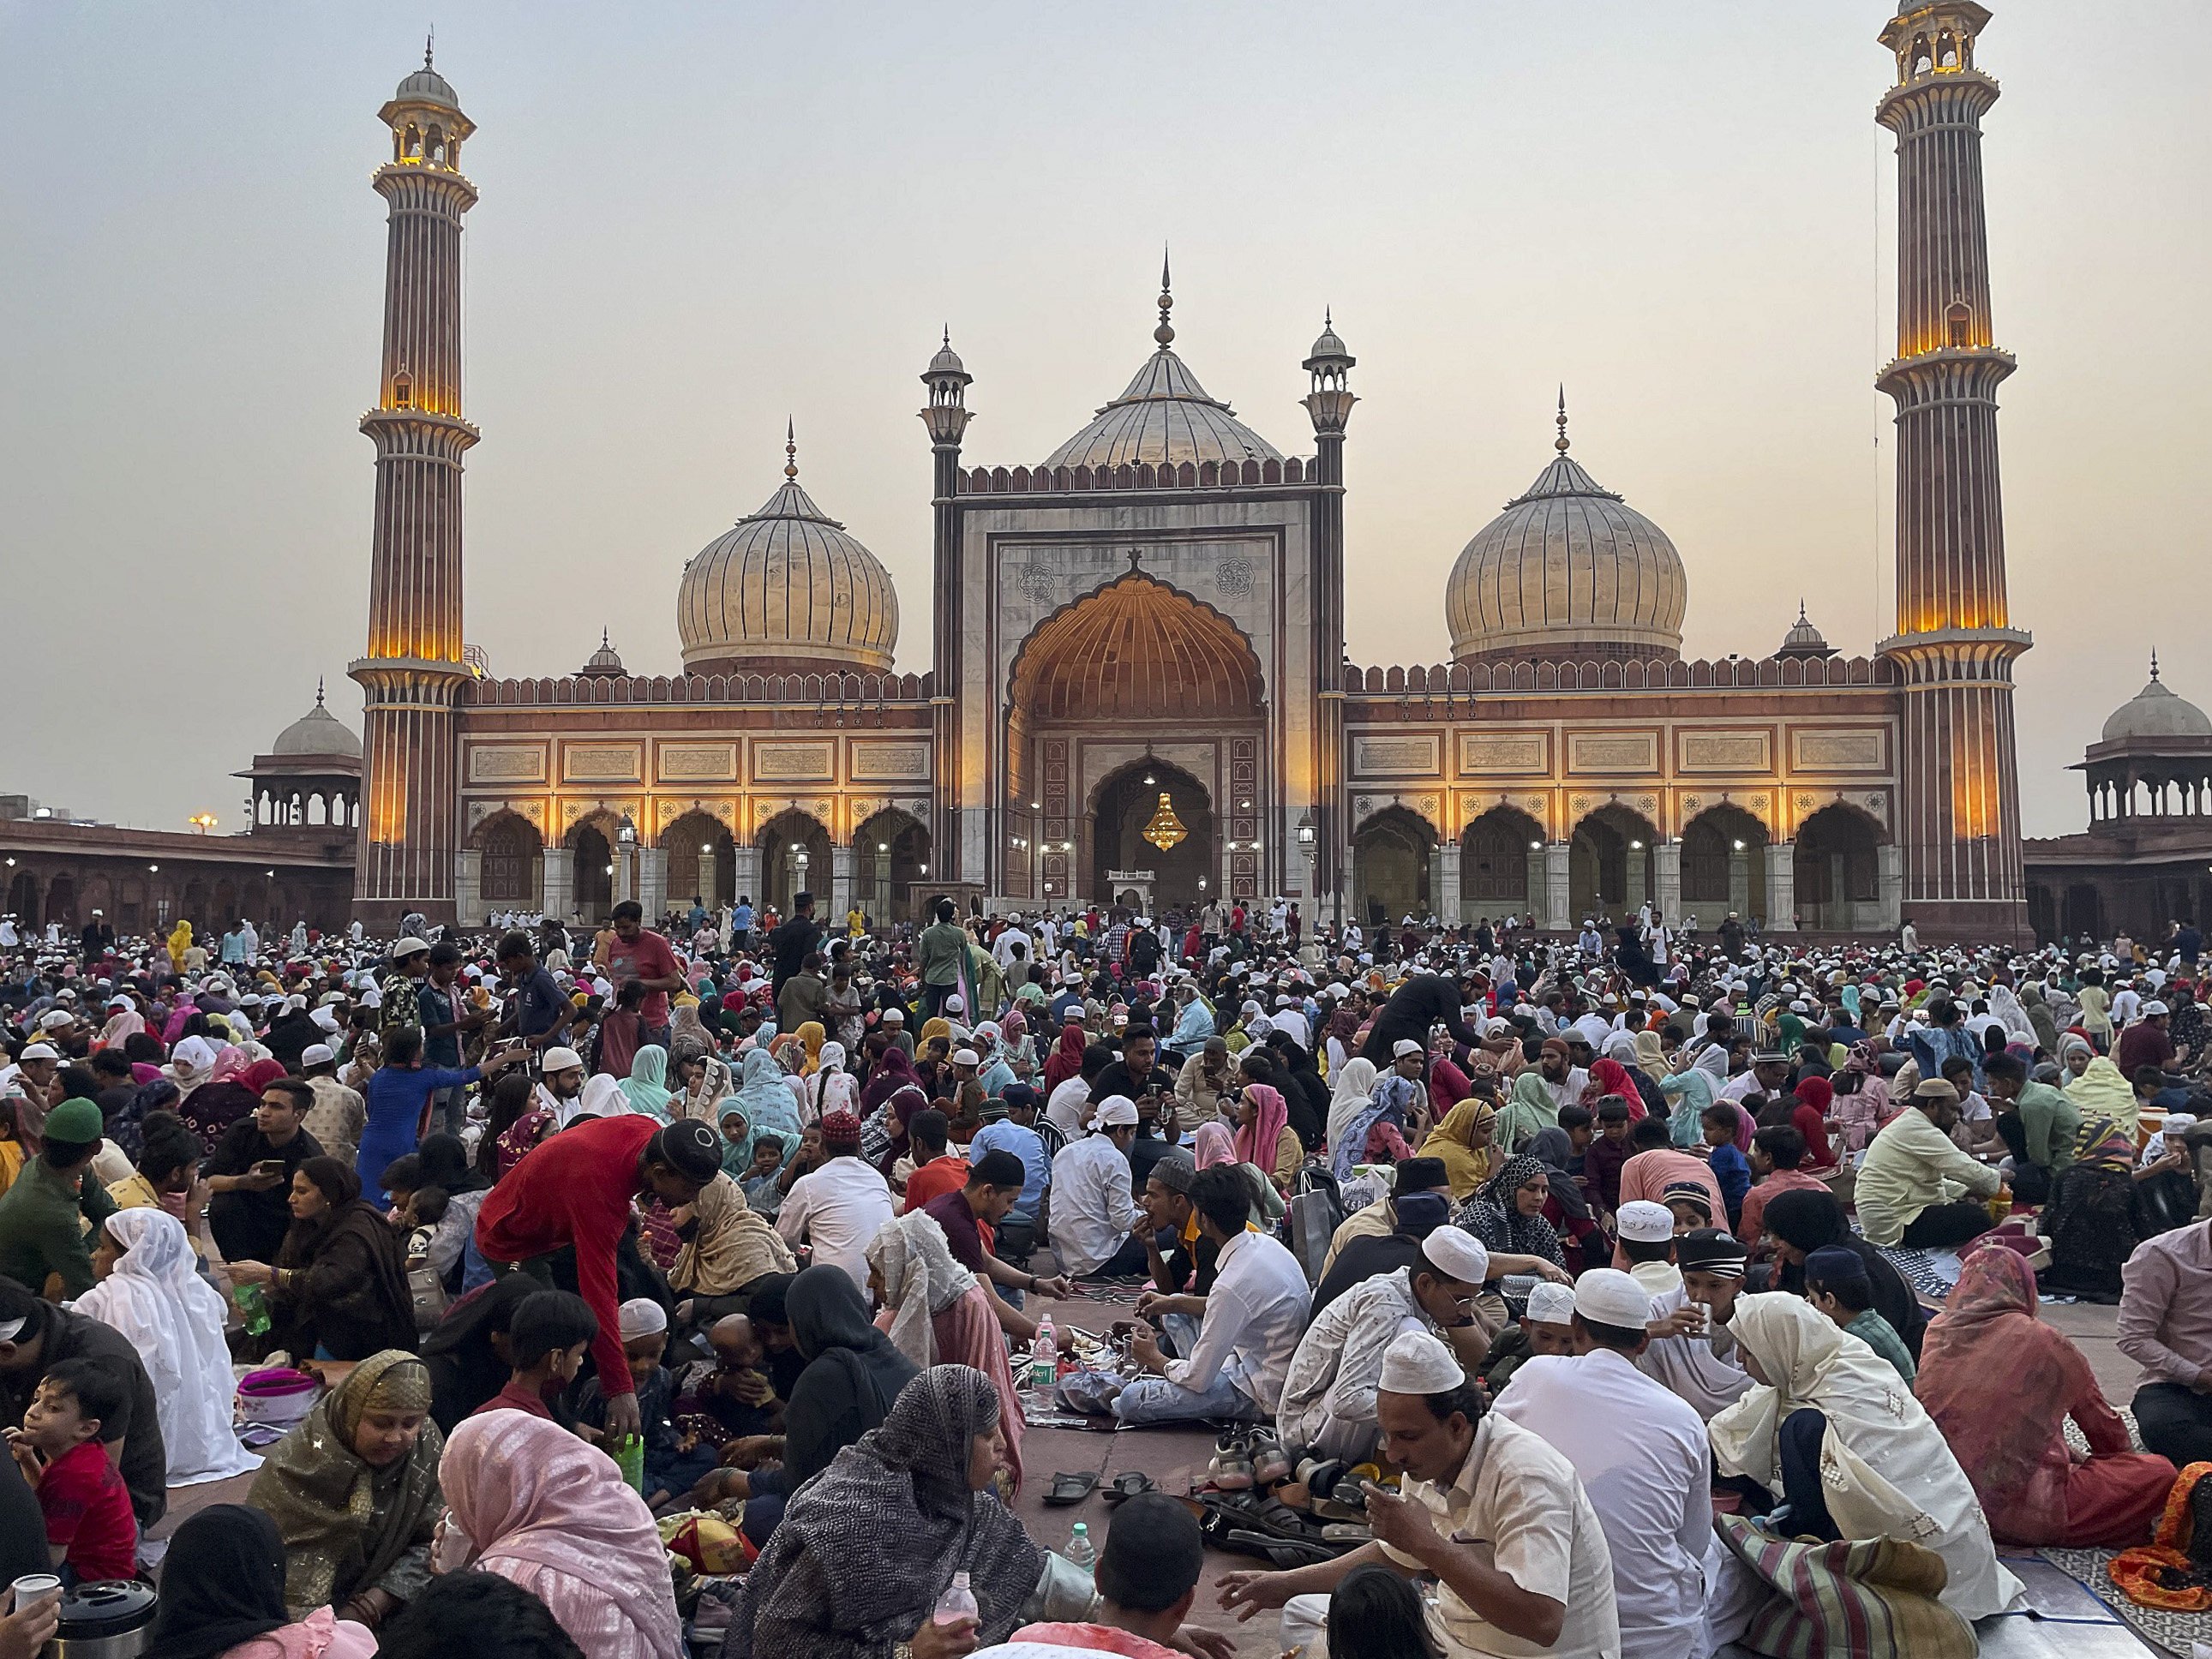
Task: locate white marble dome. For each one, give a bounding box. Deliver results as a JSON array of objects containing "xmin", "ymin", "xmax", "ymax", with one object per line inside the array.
[
  {"xmin": 2102, "ymin": 667, "xmax": 2212, "ymax": 745},
  {"xmin": 1446, "ymin": 438, "xmax": 1687, "ymax": 664},
  {"xmin": 271, "ymin": 692, "xmax": 362, "ymax": 759},
  {"xmin": 677, "ymin": 457, "xmax": 898, "ymax": 676}
]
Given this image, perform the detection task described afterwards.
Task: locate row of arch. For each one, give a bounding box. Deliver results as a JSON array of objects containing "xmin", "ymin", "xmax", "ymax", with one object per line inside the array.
[
  {"xmin": 466, "ymin": 671, "xmax": 932, "ymax": 707},
  {"xmin": 960, "ymin": 456, "xmax": 1313, "ymax": 494},
  {"xmin": 254, "ymin": 788, "xmax": 361, "ymax": 830},
  {"xmin": 1343, "ymin": 656, "xmax": 1887, "ymax": 695},
  {"xmin": 471, "ymin": 806, "xmax": 933, "ymax": 921},
  {"xmin": 3, "ymin": 866, "xmax": 322, "ymax": 937},
  {"xmin": 1349, "ymin": 801, "xmax": 1887, "ymax": 931}
]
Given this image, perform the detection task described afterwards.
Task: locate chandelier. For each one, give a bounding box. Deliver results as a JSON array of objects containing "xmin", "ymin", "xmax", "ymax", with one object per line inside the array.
[{"xmin": 1142, "ymin": 791, "xmax": 1188, "ymax": 853}]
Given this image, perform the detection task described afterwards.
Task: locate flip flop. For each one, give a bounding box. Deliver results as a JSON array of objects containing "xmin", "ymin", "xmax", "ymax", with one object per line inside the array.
[
  {"xmin": 1101, "ymin": 1470, "xmax": 1157, "ymax": 1505},
  {"xmin": 1224, "ymin": 1528, "xmax": 1337, "ymax": 1569},
  {"xmin": 1043, "ymin": 1470, "xmax": 1100, "ymax": 1506}
]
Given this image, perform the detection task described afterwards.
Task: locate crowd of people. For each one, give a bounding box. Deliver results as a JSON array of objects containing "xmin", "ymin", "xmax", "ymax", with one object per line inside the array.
[{"xmin": 0, "ymin": 889, "xmax": 2209, "ymax": 1658}]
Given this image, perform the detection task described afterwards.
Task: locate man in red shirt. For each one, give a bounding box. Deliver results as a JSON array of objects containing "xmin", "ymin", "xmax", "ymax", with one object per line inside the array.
[
  {"xmin": 899, "ymin": 1109, "xmax": 970, "ymax": 1216},
  {"xmin": 475, "ymin": 1117, "xmax": 720, "ymax": 1440},
  {"xmin": 602, "ymin": 900, "xmax": 685, "ymax": 1051}
]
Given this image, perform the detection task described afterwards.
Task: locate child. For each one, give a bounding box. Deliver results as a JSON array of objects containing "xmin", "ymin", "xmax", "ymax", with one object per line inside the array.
[
  {"xmin": 740, "ymin": 1137, "xmax": 788, "ymax": 1219},
  {"xmin": 402, "ymin": 1186, "xmax": 449, "ymax": 1267},
  {"xmin": 1583, "ymin": 1099, "xmax": 1634, "ymax": 1216},
  {"xmin": 1700, "ymin": 1104, "xmax": 1752, "ymax": 1230},
  {"xmin": 1476, "ymin": 1279, "xmax": 1576, "ymax": 1394},
  {"xmin": 570, "ymin": 1297, "xmax": 718, "ymax": 1508},
  {"xmin": 1803, "ymin": 1244, "xmax": 1916, "ymax": 1383},
  {"xmin": 5, "ymin": 1359, "xmax": 136, "ymax": 1582},
  {"xmin": 474, "ymin": 1290, "xmax": 599, "ymax": 1423},
  {"xmin": 1615, "ymin": 1199, "xmax": 1682, "ymax": 1297}
]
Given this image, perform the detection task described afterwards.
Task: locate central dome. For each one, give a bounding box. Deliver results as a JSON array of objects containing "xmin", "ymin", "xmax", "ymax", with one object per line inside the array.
[
  {"xmin": 677, "ymin": 439, "xmax": 898, "ymax": 676},
  {"xmin": 1045, "ymin": 350, "xmax": 1284, "ymax": 470},
  {"xmin": 1446, "ymin": 421, "xmax": 1687, "ymax": 665}
]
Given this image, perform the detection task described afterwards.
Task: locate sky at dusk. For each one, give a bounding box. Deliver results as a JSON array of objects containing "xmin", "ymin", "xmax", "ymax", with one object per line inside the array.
[{"xmin": 3, "ymin": 1, "xmax": 2208, "ymax": 839}]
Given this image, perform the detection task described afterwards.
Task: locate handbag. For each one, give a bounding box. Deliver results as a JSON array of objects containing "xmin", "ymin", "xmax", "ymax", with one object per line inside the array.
[{"xmin": 408, "ymin": 1260, "xmax": 449, "ymax": 1333}]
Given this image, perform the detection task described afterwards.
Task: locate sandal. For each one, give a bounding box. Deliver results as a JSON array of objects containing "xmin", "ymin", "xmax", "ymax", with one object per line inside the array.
[
  {"xmin": 1043, "ymin": 1470, "xmax": 1100, "ymax": 1506},
  {"xmin": 1101, "ymin": 1470, "xmax": 1157, "ymax": 1505},
  {"xmin": 1224, "ymin": 1527, "xmax": 1337, "ymax": 1569}
]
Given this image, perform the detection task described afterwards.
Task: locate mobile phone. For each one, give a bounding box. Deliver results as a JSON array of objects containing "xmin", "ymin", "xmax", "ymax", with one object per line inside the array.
[{"xmin": 253, "ymin": 1159, "xmax": 285, "ymax": 1177}]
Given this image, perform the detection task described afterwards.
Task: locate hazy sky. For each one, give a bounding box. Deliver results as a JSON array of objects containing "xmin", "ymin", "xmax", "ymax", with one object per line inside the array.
[{"xmin": 4, "ymin": 2, "xmax": 2207, "ymax": 840}]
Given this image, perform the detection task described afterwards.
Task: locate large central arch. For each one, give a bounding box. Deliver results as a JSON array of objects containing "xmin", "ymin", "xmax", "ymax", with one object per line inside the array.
[{"xmin": 1005, "ymin": 572, "xmax": 1267, "ymax": 907}]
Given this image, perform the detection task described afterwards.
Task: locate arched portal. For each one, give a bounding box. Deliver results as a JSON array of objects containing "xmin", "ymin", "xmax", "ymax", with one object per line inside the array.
[
  {"xmin": 1354, "ymin": 806, "xmax": 1436, "ymax": 926},
  {"xmin": 2062, "ymin": 883, "xmax": 2103, "ymax": 943},
  {"xmin": 476, "ymin": 812, "xmax": 544, "ymax": 907},
  {"xmin": 6, "ymin": 871, "xmax": 38, "ymax": 922},
  {"xmin": 1792, "ymin": 805, "xmax": 1883, "ymax": 931},
  {"xmin": 1680, "ymin": 805, "xmax": 1768, "ymax": 925},
  {"xmin": 1569, "ymin": 805, "xmax": 1657, "ymax": 924},
  {"xmin": 1006, "ymin": 572, "xmax": 1266, "ymax": 907},
  {"xmin": 755, "ymin": 810, "xmax": 832, "ymax": 918},
  {"xmin": 45, "ymin": 877, "xmax": 76, "ymax": 930},
  {"xmin": 663, "ymin": 811, "xmax": 735, "ymax": 911},
  {"xmin": 570, "ymin": 823, "xmax": 614, "ymax": 921},
  {"xmin": 1460, "ymin": 807, "xmax": 1544, "ymax": 916},
  {"xmin": 855, "ymin": 808, "xmax": 931, "ymax": 923},
  {"xmin": 1090, "ymin": 761, "xmax": 1213, "ymax": 912}
]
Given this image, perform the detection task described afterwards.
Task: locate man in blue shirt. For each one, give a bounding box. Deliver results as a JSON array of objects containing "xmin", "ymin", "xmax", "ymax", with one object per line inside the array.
[
  {"xmin": 496, "ymin": 931, "xmax": 578, "ymax": 1057},
  {"xmin": 731, "ymin": 895, "xmax": 755, "ymax": 950},
  {"xmin": 417, "ymin": 941, "xmax": 489, "ymax": 1135},
  {"xmin": 970, "ymin": 1085, "xmax": 1050, "ymax": 1225}
]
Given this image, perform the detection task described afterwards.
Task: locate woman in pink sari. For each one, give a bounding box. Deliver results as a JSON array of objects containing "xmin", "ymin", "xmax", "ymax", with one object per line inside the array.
[
  {"xmin": 865, "ymin": 1207, "xmax": 1026, "ymax": 1496},
  {"xmin": 439, "ymin": 1412, "xmax": 684, "ymax": 1659},
  {"xmin": 1232, "ymin": 1082, "xmax": 1299, "ymax": 1193},
  {"xmin": 1831, "ymin": 1041, "xmax": 1891, "ymax": 1155}
]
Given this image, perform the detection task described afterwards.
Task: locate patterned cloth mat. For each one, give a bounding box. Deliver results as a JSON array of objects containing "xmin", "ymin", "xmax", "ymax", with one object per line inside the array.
[
  {"xmin": 1873, "ymin": 1243, "xmax": 1965, "ymax": 1300},
  {"xmin": 2037, "ymin": 1546, "xmax": 2211, "ymax": 1656}
]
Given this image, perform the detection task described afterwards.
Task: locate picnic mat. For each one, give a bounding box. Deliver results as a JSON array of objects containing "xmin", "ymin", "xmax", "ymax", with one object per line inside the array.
[{"xmin": 2036, "ymin": 1545, "xmax": 2212, "ymax": 1656}]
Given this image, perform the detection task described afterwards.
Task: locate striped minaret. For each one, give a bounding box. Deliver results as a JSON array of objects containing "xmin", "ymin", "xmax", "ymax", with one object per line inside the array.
[
  {"xmin": 348, "ymin": 43, "xmax": 479, "ymax": 929},
  {"xmin": 1874, "ymin": 3, "xmax": 2031, "ymax": 943}
]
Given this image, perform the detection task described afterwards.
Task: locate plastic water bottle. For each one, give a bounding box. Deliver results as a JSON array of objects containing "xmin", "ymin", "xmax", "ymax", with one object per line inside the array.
[
  {"xmin": 1031, "ymin": 1317, "xmax": 1056, "ymax": 1386},
  {"xmin": 1065, "ymin": 1522, "xmax": 1095, "ymax": 1570},
  {"xmin": 234, "ymin": 1283, "xmax": 271, "ymax": 1338},
  {"xmin": 933, "ymin": 1570, "xmax": 980, "ymax": 1626}
]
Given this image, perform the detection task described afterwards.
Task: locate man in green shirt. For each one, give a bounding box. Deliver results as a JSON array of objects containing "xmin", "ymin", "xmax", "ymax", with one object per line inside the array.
[
  {"xmin": 916, "ymin": 897, "xmax": 972, "ymax": 1021},
  {"xmin": 0, "ymin": 1098, "xmax": 116, "ymax": 1300},
  {"xmin": 1984, "ymin": 1052, "xmax": 2079, "ymax": 1206}
]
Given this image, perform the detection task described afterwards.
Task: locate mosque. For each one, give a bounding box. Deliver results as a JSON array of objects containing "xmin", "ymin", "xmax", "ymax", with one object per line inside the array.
[{"xmin": 333, "ymin": 4, "xmax": 2033, "ymax": 943}]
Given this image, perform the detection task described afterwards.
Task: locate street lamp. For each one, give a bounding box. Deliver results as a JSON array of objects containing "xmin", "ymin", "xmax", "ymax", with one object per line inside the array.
[{"xmin": 188, "ymin": 813, "xmax": 217, "ymax": 835}]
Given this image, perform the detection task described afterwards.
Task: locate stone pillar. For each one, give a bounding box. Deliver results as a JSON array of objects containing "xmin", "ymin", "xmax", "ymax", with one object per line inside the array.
[
  {"xmin": 638, "ymin": 846, "xmax": 667, "ymax": 923},
  {"xmin": 1543, "ymin": 844, "xmax": 1572, "ymax": 933},
  {"xmin": 1626, "ymin": 847, "xmax": 1648, "ymax": 915},
  {"xmin": 1728, "ymin": 849, "xmax": 1751, "ymax": 918},
  {"xmin": 732, "ymin": 844, "xmax": 762, "ymax": 912},
  {"xmin": 831, "ymin": 844, "xmax": 855, "ymax": 920},
  {"xmin": 1432, "ymin": 844, "xmax": 1460, "ymax": 925},
  {"xmin": 1765, "ymin": 841, "xmax": 1796, "ymax": 931},
  {"xmin": 698, "ymin": 848, "xmax": 717, "ymax": 908},
  {"xmin": 1876, "ymin": 844, "xmax": 1905, "ymax": 933},
  {"xmin": 1340, "ymin": 843, "xmax": 1358, "ymax": 927},
  {"xmin": 542, "ymin": 849, "xmax": 572, "ymax": 925},
  {"xmin": 455, "ymin": 850, "xmax": 482, "ymax": 928},
  {"xmin": 614, "ymin": 847, "xmax": 633, "ymax": 907},
  {"xmin": 1525, "ymin": 846, "xmax": 1546, "ymax": 921},
  {"xmin": 1653, "ymin": 842, "xmax": 1682, "ymax": 925}
]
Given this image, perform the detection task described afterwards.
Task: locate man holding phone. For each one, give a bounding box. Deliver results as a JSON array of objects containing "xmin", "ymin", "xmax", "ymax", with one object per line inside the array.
[{"xmin": 203, "ymin": 1079, "xmax": 325, "ymax": 1266}]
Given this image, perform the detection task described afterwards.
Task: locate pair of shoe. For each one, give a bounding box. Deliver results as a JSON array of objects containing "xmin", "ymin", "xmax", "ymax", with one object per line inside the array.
[{"xmin": 1208, "ymin": 1432, "xmax": 1256, "ymax": 1491}]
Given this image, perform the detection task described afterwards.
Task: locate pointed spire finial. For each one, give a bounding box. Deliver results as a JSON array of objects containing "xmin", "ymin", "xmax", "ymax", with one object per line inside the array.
[
  {"xmin": 1154, "ymin": 245, "xmax": 1175, "ymax": 349},
  {"xmin": 783, "ymin": 417, "xmax": 799, "ymax": 482},
  {"xmin": 425, "ymin": 25, "xmax": 435, "ymax": 67},
  {"xmin": 1324, "ymin": 305, "xmax": 1333, "ymax": 329},
  {"xmin": 1798, "ymin": 599, "xmax": 1809, "ymax": 623},
  {"xmin": 1555, "ymin": 386, "xmax": 1570, "ymax": 453},
  {"xmin": 602, "ymin": 627, "xmax": 611, "ymax": 650},
  {"xmin": 2152, "ymin": 649, "xmax": 2161, "ymax": 681},
  {"xmin": 315, "ymin": 676, "xmax": 326, "ymax": 708},
  {"xmin": 942, "ymin": 325, "xmax": 950, "ymax": 349}
]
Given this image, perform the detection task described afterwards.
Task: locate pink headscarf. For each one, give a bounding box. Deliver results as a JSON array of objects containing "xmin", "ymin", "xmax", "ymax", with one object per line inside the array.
[
  {"xmin": 209, "ymin": 1045, "xmax": 252, "ymax": 1086},
  {"xmin": 1193, "ymin": 1122, "xmax": 1237, "ymax": 1169},
  {"xmin": 441, "ymin": 1412, "xmax": 684, "ymax": 1659},
  {"xmin": 1233, "ymin": 1083, "xmax": 1290, "ymax": 1171}
]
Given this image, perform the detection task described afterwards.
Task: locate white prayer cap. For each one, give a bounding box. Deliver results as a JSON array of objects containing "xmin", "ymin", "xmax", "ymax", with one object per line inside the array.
[
  {"xmin": 17, "ymin": 1045, "xmax": 57, "ymax": 1063},
  {"xmin": 542, "ymin": 1046, "xmax": 584, "ymax": 1072},
  {"xmin": 2165, "ymin": 1114, "xmax": 2198, "ymax": 1134},
  {"xmin": 944, "ymin": 994, "xmax": 966, "ymax": 1014},
  {"xmin": 2145, "ymin": 1000, "xmax": 2171, "ymax": 1015},
  {"xmin": 1376, "ymin": 1330, "xmax": 1466, "ymax": 1396},
  {"xmin": 309, "ymin": 1007, "xmax": 341, "ymax": 1033},
  {"xmin": 953, "ymin": 1048, "xmax": 982, "ymax": 1066},
  {"xmin": 618, "ymin": 1298, "xmax": 669, "ymax": 1341},
  {"xmin": 1616, "ymin": 1200, "xmax": 1675, "ymax": 1244},
  {"xmin": 1418, "ymin": 1228, "xmax": 1489, "ymax": 1287},
  {"xmin": 1524, "ymin": 1282, "xmax": 1577, "ymax": 1326},
  {"xmin": 1089, "ymin": 1094, "xmax": 1139, "ymax": 1129},
  {"xmin": 300, "ymin": 1044, "xmax": 335, "ymax": 1067},
  {"xmin": 1574, "ymin": 1268, "xmax": 1653, "ymax": 1331},
  {"xmin": 1392, "ymin": 1039, "xmax": 1424, "ymax": 1059}
]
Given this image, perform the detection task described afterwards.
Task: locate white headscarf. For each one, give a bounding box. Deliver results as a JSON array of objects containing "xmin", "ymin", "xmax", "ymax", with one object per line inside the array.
[
  {"xmin": 812, "ymin": 1043, "xmax": 859, "ymax": 1120},
  {"xmin": 169, "ymin": 1034, "xmax": 219, "ymax": 1099},
  {"xmin": 1328, "ymin": 1057, "xmax": 1381, "ymax": 1149},
  {"xmin": 1710, "ymin": 1293, "xmax": 2020, "ymax": 1620},
  {"xmin": 69, "ymin": 1209, "xmax": 260, "ymax": 1484},
  {"xmin": 578, "ymin": 1072, "xmax": 627, "ymax": 1119},
  {"xmin": 863, "ymin": 1208, "xmax": 975, "ymax": 1369}
]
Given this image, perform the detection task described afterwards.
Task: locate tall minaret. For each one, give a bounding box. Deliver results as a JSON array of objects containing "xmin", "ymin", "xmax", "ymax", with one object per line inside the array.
[
  {"xmin": 1874, "ymin": 3, "xmax": 2031, "ymax": 942},
  {"xmin": 920, "ymin": 329, "xmax": 974, "ymax": 889},
  {"xmin": 348, "ymin": 44, "xmax": 480, "ymax": 928},
  {"xmin": 1303, "ymin": 312, "xmax": 1355, "ymax": 926}
]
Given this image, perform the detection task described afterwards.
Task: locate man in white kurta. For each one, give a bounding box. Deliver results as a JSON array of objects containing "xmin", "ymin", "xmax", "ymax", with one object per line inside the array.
[{"xmin": 1493, "ymin": 1269, "xmax": 1712, "ymax": 1659}]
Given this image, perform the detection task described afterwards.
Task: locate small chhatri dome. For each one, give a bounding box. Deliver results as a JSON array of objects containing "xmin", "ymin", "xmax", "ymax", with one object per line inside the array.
[
  {"xmin": 393, "ymin": 35, "xmax": 461, "ymax": 109},
  {"xmin": 2101, "ymin": 653, "xmax": 2212, "ymax": 745},
  {"xmin": 926, "ymin": 327, "xmax": 968, "ymax": 380},
  {"xmin": 1304, "ymin": 308, "xmax": 1353, "ymax": 371},
  {"xmin": 1445, "ymin": 397, "xmax": 1688, "ymax": 664},
  {"xmin": 677, "ymin": 425, "xmax": 899, "ymax": 676},
  {"xmin": 1044, "ymin": 260, "xmax": 1284, "ymax": 470},
  {"xmin": 578, "ymin": 630, "xmax": 626, "ymax": 678},
  {"xmin": 1777, "ymin": 602, "xmax": 1837, "ymax": 661},
  {"xmin": 271, "ymin": 682, "xmax": 363, "ymax": 759}
]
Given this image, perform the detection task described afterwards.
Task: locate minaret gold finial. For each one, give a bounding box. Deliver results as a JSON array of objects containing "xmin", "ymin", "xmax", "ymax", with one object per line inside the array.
[
  {"xmin": 1154, "ymin": 246, "xmax": 1175, "ymax": 348},
  {"xmin": 424, "ymin": 26, "xmax": 435, "ymax": 68},
  {"xmin": 2151, "ymin": 650, "xmax": 2161, "ymax": 681},
  {"xmin": 315, "ymin": 676, "xmax": 327, "ymax": 707},
  {"xmin": 784, "ymin": 417, "xmax": 798, "ymax": 481},
  {"xmin": 1555, "ymin": 386, "xmax": 1570, "ymax": 453}
]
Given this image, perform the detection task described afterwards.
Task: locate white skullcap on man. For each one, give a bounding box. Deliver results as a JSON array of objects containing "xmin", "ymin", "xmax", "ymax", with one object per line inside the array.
[
  {"xmin": 542, "ymin": 1046, "xmax": 584, "ymax": 1073},
  {"xmin": 1376, "ymin": 1329, "xmax": 1466, "ymax": 1396},
  {"xmin": 618, "ymin": 1298, "xmax": 669, "ymax": 1341},
  {"xmin": 1418, "ymin": 1227, "xmax": 1489, "ymax": 1287},
  {"xmin": 1524, "ymin": 1282, "xmax": 1577, "ymax": 1326},
  {"xmin": 1573, "ymin": 1268, "xmax": 1655, "ymax": 1330}
]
